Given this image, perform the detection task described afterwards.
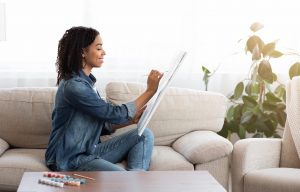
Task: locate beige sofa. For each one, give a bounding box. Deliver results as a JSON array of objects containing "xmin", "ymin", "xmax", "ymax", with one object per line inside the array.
[
  {"xmin": 0, "ymin": 82, "xmax": 233, "ymax": 191},
  {"xmin": 232, "ymin": 77, "xmax": 300, "ymax": 192}
]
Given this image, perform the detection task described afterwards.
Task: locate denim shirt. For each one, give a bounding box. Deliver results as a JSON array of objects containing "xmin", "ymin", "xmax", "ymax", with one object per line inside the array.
[{"xmin": 45, "ymin": 70, "xmax": 136, "ymax": 171}]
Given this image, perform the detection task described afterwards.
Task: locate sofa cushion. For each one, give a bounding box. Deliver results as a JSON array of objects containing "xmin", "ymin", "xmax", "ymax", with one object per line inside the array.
[
  {"xmin": 172, "ymin": 131, "xmax": 233, "ymax": 164},
  {"xmin": 0, "ymin": 138, "xmax": 9, "ymax": 156},
  {"xmin": 149, "ymin": 146, "xmax": 194, "ymax": 170},
  {"xmin": 105, "ymin": 82, "xmax": 227, "ymax": 146},
  {"xmin": 0, "ymin": 87, "xmax": 56, "ymax": 148},
  {"xmin": 0, "ymin": 149, "xmax": 48, "ymax": 190},
  {"xmin": 244, "ymin": 168, "xmax": 300, "ymax": 192}
]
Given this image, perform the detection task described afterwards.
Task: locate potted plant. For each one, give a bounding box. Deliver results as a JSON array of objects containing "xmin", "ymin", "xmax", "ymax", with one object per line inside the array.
[{"xmin": 217, "ymin": 22, "xmax": 300, "ymax": 139}]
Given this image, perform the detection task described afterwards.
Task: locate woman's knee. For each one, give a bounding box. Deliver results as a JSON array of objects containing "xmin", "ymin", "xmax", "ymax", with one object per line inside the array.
[
  {"xmin": 78, "ymin": 159, "xmax": 125, "ymax": 171},
  {"xmin": 142, "ymin": 128, "xmax": 154, "ymax": 143}
]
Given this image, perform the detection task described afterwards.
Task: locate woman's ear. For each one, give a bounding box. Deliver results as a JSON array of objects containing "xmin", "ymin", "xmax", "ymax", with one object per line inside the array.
[
  {"xmin": 82, "ymin": 48, "xmax": 87, "ymax": 58},
  {"xmin": 81, "ymin": 49, "xmax": 87, "ymax": 68}
]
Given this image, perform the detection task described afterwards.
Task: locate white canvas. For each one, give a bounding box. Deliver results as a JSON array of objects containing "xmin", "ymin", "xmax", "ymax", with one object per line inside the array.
[{"xmin": 137, "ymin": 51, "xmax": 187, "ymax": 136}]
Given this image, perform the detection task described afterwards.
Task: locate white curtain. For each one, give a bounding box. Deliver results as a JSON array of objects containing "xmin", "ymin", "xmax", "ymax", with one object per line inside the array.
[{"xmin": 0, "ymin": 0, "xmax": 299, "ymax": 95}]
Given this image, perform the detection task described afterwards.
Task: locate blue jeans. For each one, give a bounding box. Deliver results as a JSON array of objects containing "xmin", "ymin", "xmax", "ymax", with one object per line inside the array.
[{"xmin": 76, "ymin": 128, "xmax": 154, "ymax": 171}]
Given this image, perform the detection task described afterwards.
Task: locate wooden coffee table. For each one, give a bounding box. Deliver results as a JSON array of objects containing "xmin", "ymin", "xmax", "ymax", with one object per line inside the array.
[{"xmin": 17, "ymin": 171, "xmax": 226, "ymax": 192}]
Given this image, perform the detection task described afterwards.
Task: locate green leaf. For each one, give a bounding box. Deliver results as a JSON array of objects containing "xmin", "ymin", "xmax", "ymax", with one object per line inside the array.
[
  {"xmin": 259, "ymin": 112, "xmax": 270, "ymax": 122},
  {"xmin": 242, "ymin": 95, "xmax": 257, "ymax": 107},
  {"xmin": 220, "ymin": 119, "xmax": 240, "ymax": 137},
  {"xmin": 255, "ymin": 120, "xmax": 270, "ymax": 134},
  {"xmin": 226, "ymin": 105, "xmax": 235, "ymax": 121},
  {"xmin": 240, "ymin": 111, "xmax": 253, "ymax": 124},
  {"xmin": 202, "ymin": 66, "xmax": 211, "ymax": 91},
  {"xmin": 289, "ymin": 62, "xmax": 300, "ymax": 79},
  {"xmin": 233, "ymin": 105, "xmax": 243, "ymax": 120},
  {"xmin": 202, "ymin": 66, "xmax": 211, "ymax": 74},
  {"xmin": 245, "ymin": 82, "xmax": 260, "ymax": 96},
  {"xmin": 238, "ymin": 125, "xmax": 246, "ymax": 139},
  {"xmin": 251, "ymin": 105, "xmax": 261, "ymax": 115},
  {"xmin": 270, "ymin": 50, "xmax": 283, "ymax": 58},
  {"xmin": 246, "ymin": 35, "xmax": 264, "ymax": 53},
  {"xmin": 262, "ymin": 42, "xmax": 276, "ymax": 57},
  {"xmin": 273, "ymin": 133, "xmax": 281, "ymax": 138},
  {"xmin": 265, "ymin": 118, "xmax": 277, "ymax": 131},
  {"xmin": 266, "ymin": 92, "xmax": 282, "ymax": 103},
  {"xmin": 270, "ymin": 113, "xmax": 279, "ymax": 127},
  {"xmin": 252, "ymin": 83, "xmax": 259, "ymax": 95},
  {"xmin": 274, "ymin": 85, "xmax": 286, "ymax": 98},
  {"xmin": 250, "ymin": 22, "xmax": 264, "ymax": 32},
  {"xmin": 272, "ymin": 73, "xmax": 277, "ymax": 81},
  {"xmin": 253, "ymin": 133, "xmax": 263, "ymax": 138},
  {"xmin": 258, "ymin": 60, "xmax": 273, "ymax": 83},
  {"xmin": 277, "ymin": 110, "xmax": 287, "ymax": 127},
  {"xmin": 234, "ymin": 82, "xmax": 244, "ymax": 100},
  {"xmin": 263, "ymin": 101, "xmax": 277, "ymax": 111},
  {"xmin": 268, "ymin": 112, "xmax": 279, "ymax": 123},
  {"xmin": 245, "ymin": 122, "xmax": 257, "ymax": 133},
  {"xmin": 264, "ymin": 119, "xmax": 276, "ymax": 137},
  {"xmin": 218, "ymin": 120, "xmax": 229, "ymax": 138},
  {"xmin": 230, "ymin": 120, "xmax": 240, "ymax": 133},
  {"xmin": 276, "ymin": 103, "xmax": 286, "ymax": 110},
  {"xmin": 245, "ymin": 82, "xmax": 252, "ymax": 95}
]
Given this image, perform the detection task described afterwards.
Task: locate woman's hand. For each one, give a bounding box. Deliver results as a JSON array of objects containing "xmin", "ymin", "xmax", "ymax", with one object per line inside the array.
[
  {"xmin": 146, "ymin": 70, "xmax": 164, "ymax": 95},
  {"xmin": 133, "ymin": 69, "xmax": 163, "ymax": 117}
]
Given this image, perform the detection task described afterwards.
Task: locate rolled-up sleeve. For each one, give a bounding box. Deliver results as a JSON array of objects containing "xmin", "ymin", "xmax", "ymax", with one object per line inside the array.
[
  {"xmin": 63, "ymin": 79, "xmax": 136, "ymax": 125},
  {"xmin": 124, "ymin": 101, "xmax": 136, "ymax": 119}
]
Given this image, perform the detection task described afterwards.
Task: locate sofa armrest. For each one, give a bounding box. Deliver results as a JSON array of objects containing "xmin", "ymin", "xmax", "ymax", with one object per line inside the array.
[
  {"xmin": 0, "ymin": 138, "xmax": 9, "ymax": 156},
  {"xmin": 172, "ymin": 131, "xmax": 233, "ymax": 164},
  {"xmin": 232, "ymin": 138, "xmax": 281, "ymax": 192}
]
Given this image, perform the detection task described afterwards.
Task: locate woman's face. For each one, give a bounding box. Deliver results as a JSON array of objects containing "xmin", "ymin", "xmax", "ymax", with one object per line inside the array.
[{"xmin": 83, "ymin": 34, "xmax": 106, "ymax": 69}]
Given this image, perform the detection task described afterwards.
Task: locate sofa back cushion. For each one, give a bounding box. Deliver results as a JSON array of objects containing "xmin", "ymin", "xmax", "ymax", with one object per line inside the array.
[
  {"xmin": 105, "ymin": 82, "xmax": 227, "ymax": 145},
  {"xmin": 0, "ymin": 87, "xmax": 56, "ymax": 148}
]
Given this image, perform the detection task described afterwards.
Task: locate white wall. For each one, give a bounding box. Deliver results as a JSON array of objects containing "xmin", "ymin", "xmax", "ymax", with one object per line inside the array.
[{"xmin": 0, "ymin": 0, "xmax": 299, "ymax": 94}]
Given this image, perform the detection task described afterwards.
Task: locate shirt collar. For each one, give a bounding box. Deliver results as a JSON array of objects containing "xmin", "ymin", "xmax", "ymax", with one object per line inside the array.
[{"xmin": 78, "ymin": 69, "xmax": 97, "ymax": 86}]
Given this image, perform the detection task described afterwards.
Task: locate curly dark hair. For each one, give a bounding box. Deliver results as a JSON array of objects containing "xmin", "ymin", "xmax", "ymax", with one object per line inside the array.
[{"xmin": 56, "ymin": 26, "xmax": 99, "ymax": 85}]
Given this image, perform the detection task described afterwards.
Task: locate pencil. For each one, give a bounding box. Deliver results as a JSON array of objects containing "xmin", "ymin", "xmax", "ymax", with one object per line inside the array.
[
  {"xmin": 142, "ymin": 70, "xmax": 168, "ymax": 76},
  {"xmin": 73, "ymin": 173, "xmax": 96, "ymax": 181}
]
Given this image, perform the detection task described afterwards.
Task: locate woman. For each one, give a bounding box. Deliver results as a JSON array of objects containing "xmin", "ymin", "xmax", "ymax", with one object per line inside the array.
[{"xmin": 45, "ymin": 26, "xmax": 163, "ymax": 171}]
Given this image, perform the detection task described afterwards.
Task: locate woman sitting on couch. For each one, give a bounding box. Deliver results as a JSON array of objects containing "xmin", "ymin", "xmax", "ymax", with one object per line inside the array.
[{"xmin": 45, "ymin": 26, "xmax": 163, "ymax": 171}]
